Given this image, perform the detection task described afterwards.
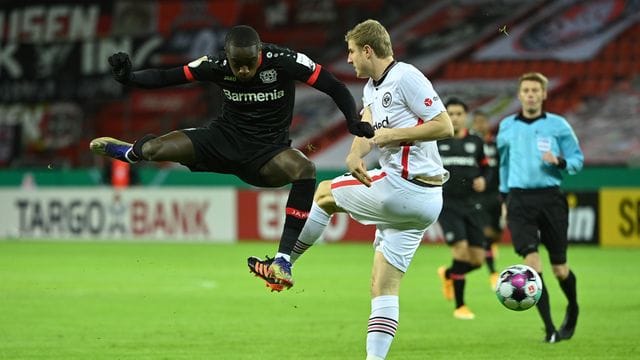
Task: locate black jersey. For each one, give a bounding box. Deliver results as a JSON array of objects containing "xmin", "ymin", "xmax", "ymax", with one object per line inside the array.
[
  {"xmin": 438, "ymin": 129, "xmax": 489, "ymax": 199},
  {"xmin": 184, "ymin": 43, "xmax": 321, "ymax": 143}
]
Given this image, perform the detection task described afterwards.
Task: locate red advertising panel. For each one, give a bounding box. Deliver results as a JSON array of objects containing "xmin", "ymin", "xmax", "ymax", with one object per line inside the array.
[
  {"xmin": 237, "ymin": 190, "xmax": 375, "ymax": 242},
  {"xmin": 236, "ymin": 189, "xmax": 444, "ymax": 243}
]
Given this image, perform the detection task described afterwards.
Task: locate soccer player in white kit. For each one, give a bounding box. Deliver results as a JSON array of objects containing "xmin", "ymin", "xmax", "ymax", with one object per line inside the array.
[{"xmin": 289, "ymin": 19, "xmax": 453, "ymax": 360}]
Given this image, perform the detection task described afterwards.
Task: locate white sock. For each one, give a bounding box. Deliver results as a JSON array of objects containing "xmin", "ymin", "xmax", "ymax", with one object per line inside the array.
[
  {"xmin": 366, "ymin": 295, "xmax": 399, "ymax": 360},
  {"xmin": 290, "ymin": 203, "xmax": 330, "ymax": 264},
  {"xmin": 274, "ymin": 253, "xmax": 290, "ymax": 262}
]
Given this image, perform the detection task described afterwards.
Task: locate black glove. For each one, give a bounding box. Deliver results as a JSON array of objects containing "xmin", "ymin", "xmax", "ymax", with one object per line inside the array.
[
  {"xmin": 347, "ymin": 121, "xmax": 375, "ymax": 138},
  {"xmin": 108, "ymin": 52, "xmax": 133, "ymax": 84}
]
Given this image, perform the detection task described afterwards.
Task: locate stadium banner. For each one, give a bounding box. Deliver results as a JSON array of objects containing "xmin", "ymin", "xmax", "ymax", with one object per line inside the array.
[
  {"xmin": 600, "ymin": 188, "xmax": 640, "ymax": 247},
  {"xmin": 235, "ymin": 189, "xmax": 444, "ymax": 243},
  {"xmin": 474, "ymin": 0, "xmax": 640, "ymax": 61},
  {"xmin": 0, "ymin": 188, "xmax": 236, "ymax": 241}
]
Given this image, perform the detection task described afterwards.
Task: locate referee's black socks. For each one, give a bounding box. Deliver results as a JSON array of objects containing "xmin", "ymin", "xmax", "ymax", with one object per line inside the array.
[{"xmin": 559, "ymin": 270, "xmax": 578, "ymax": 307}]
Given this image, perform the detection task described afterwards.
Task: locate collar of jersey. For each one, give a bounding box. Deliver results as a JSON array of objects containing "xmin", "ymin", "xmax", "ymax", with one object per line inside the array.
[
  {"xmin": 373, "ymin": 60, "xmax": 398, "ymax": 87},
  {"xmin": 515, "ymin": 111, "xmax": 547, "ymax": 124}
]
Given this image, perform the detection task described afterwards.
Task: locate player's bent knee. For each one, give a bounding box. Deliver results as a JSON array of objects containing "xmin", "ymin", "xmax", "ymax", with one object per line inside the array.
[
  {"xmin": 296, "ymin": 159, "xmax": 316, "ymax": 179},
  {"xmin": 314, "ymin": 181, "xmax": 338, "ymax": 212}
]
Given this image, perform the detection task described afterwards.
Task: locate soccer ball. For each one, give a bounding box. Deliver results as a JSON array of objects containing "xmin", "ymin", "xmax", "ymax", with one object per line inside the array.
[{"xmin": 495, "ymin": 264, "xmax": 543, "ymax": 311}]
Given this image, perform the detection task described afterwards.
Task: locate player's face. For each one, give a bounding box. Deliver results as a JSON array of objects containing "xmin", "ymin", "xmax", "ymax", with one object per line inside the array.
[
  {"xmin": 518, "ymin": 80, "xmax": 547, "ymax": 114},
  {"xmin": 446, "ymin": 104, "xmax": 467, "ymax": 133},
  {"xmin": 226, "ymin": 44, "xmax": 261, "ymax": 82},
  {"xmin": 347, "ymin": 40, "xmax": 370, "ymax": 78}
]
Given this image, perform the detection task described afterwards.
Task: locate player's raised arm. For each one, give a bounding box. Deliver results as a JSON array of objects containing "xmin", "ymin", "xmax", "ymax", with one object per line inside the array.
[
  {"xmin": 108, "ymin": 52, "xmax": 191, "ymax": 89},
  {"xmin": 310, "ymin": 67, "xmax": 374, "ymax": 138}
]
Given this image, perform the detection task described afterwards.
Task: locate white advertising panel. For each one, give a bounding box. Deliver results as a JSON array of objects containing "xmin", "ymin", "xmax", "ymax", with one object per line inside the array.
[{"xmin": 0, "ymin": 187, "xmax": 236, "ymax": 242}]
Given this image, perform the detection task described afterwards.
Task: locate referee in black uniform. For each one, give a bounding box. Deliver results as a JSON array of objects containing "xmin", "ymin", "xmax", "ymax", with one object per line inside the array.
[{"xmin": 497, "ymin": 72, "xmax": 584, "ymax": 342}]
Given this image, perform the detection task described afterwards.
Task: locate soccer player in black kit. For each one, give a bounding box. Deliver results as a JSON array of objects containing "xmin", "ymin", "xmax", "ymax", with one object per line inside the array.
[
  {"xmin": 436, "ymin": 98, "xmax": 491, "ymax": 320},
  {"xmin": 90, "ymin": 25, "xmax": 374, "ymax": 292}
]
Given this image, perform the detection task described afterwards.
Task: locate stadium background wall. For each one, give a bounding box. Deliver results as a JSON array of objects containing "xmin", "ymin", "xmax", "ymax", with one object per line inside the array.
[{"xmin": 0, "ymin": 167, "xmax": 639, "ymax": 247}]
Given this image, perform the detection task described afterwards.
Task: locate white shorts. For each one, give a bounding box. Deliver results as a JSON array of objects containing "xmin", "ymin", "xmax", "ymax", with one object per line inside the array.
[{"xmin": 331, "ymin": 169, "xmax": 443, "ymax": 272}]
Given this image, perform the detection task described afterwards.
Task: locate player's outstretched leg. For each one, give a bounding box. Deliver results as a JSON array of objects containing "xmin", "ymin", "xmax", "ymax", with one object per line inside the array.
[
  {"xmin": 90, "ymin": 137, "xmax": 138, "ymax": 163},
  {"xmin": 247, "ymin": 256, "xmax": 292, "ymax": 292}
]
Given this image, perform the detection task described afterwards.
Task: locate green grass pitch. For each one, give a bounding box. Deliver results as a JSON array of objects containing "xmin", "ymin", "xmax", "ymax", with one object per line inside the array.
[{"xmin": 1, "ymin": 241, "xmax": 639, "ymax": 359}]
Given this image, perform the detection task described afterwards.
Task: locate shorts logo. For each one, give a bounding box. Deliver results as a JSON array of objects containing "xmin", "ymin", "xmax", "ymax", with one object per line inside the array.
[
  {"xmin": 382, "ymin": 92, "xmax": 392, "ymax": 107},
  {"xmin": 259, "ymin": 69, "xmax": 277, "ymax": 84},
  {"xmin": 464, "ymin": 143, "xmax": 476, "ymax": 153},
  {"xmin": 424, "ymin": 97, "xmax": 433, "ymax": 107}
]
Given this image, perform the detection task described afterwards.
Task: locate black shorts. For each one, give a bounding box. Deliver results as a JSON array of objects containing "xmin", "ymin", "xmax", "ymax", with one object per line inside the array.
[
  {"xmin": 439, "ymin": 197, "xmax": 485, "ymax": 247},
  {"xmin": 506, "ymin": 187, "xmax": 568, "ymax": 264},
  {"xmin": 477, "ymin": 192, "xmax": 502, "ymax": 232},
  {"xmin": 180, "ymin": 123, "xmax": 290, "ymax": 187}
]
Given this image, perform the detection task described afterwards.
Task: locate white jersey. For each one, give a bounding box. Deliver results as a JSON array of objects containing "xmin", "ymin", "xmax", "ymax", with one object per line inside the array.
[{"xmin": 363, "ymin": 61, "xmax": 448, "ymax": 182}]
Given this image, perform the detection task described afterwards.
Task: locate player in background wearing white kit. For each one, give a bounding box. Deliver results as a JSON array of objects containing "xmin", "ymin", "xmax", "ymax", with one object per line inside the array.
[{"xmin": 288, "ymin": 19, "xmax": 453, "ymax": 360}]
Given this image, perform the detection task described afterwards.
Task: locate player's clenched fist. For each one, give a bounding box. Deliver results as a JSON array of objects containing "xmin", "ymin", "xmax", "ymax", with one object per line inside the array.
[{"xmin": 108, "ymin": 52, "xmax": 132, "ymax": 84}]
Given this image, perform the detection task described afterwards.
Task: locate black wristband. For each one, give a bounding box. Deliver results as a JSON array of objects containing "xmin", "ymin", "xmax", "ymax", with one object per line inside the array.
[{"xmin": 556, "ymin": 156, "xmax": 567, "ymax": 169}]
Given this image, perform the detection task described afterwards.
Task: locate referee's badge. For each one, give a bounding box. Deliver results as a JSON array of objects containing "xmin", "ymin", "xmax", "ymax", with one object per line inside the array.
[
  {"xmin": 259, "ymin": 69, "xmax": 277, "ymax": 84},
  {"xmin": 464, "ymin": 142, "xmax": 476, "ymax": 153},
  {"xmin": 382, "ymin": 92, "xmax": 392, "ymax": 107}
]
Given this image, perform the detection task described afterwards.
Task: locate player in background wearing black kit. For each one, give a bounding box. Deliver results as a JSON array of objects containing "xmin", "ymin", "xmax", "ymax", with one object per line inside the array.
[
  {"xmin": 436, "ymin": 98, "xmax": 491, "ymax": 320},
  {"xmin": 471, "ymin": 110, "xmax": 502, "ymax": 290},
  {"xmin": 90, "ymin": 25, "xmax": 374, "ymax": 292}
]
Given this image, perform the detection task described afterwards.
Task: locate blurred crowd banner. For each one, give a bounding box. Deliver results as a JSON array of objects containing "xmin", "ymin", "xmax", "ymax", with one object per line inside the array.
[
  {"xmin": 0, "ymin": 1, "xmax": 237, "ymax": 103},
  {"xmin": 474, "ymin": 0, "xmax": 640, "ymax": 61},
  {"xmin": 1, "ymin": 187, "xmax": 637, "ymax": 247}
]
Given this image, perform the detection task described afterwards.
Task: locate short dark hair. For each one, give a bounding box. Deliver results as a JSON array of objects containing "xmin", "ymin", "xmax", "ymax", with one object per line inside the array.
[
  {"xmin": 445, "ymin": 97, "xmax": 468, "ymax": 112},
  {"xmin": 225, "ymin": 25, "xmax": 261, "ymax": 48}
]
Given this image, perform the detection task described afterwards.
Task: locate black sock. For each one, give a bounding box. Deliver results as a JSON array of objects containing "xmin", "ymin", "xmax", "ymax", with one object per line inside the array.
[
  {"xmin": 131, "ymin": 134, "xmax": 156, "ymax": 161},
  {"xmin": 559, "ymin": 270, "xmax": 578, "ymax": 307},
  {"xmin": 277, "ymin": 179, "xmax": 315, "ymax": 256},
  {"xmin": 536, "ymin": 273, "xmax": 556, "ymax": 333},
  {"xmin": 451, "ymin": 260, "xmax": 471, "ymax": 308},
  {"xmin": 485, "ymin": 241, "xmax": 496, "ymax": 273}
]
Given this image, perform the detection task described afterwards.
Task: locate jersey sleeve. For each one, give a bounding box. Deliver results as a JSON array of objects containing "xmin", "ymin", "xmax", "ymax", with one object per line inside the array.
[
  {"xmin": 558, "ymin": 118, "xmax": 584, "ymax": 175},
  {"xmin": 398, "ymin": 69, "xmax": 446, "ymax": 121},
  {"xmin": 496, "ymin": 120, "xmax": 510, "ymax": 194},
  {"xmin": 278, "ymin": 48, "xmax": 322, "ymax": 86},
  {"xmin": 182, "ymin": 55, "xmax": 223, "ymax": 82}
]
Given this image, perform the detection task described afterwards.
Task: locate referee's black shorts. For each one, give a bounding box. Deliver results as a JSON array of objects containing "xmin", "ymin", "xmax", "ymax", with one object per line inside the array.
[
  {"xmin": 180, "ymin": 122, "xmax": 291, "ymax": 187},
  {"xmin": 506, "ymin": 187, "xmax": 569, "ymax": 264}
]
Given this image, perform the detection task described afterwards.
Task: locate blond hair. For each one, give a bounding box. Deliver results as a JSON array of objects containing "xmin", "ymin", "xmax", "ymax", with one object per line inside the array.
[
  {"xmin": 345, "ymin": 19, "xmax": 393, "ymax": 58},
  {"xmin": 518, "ymin": 72, "xmax": 548, "ymax": 91}
]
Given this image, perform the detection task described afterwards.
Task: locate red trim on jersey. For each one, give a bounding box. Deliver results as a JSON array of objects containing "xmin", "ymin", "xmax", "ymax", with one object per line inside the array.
[
  {"xmin": 183, "ymin": 65, "xmax": 195, "ymax": 81},
  {"xmin": 480, "ymin": 157, "xmax": 490, "ymax": 166},
  {"xmin": 285, "ymin": 207, "xmax": 309, "ymax": 219},
  {"xmin": 331, "ymin": 171, "xmax": 387, "ymax": 189},
  {"xmin": 399, "ymin": 118, "xmax": 425, "ymax": 179},
  {"xmin": 401, "ymin": 146, "xmax": 410, "ymax": 179},
  {"xmin": 306, "ymin": 64, "xmax": 322, "ymax": 85}
]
